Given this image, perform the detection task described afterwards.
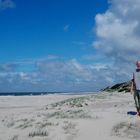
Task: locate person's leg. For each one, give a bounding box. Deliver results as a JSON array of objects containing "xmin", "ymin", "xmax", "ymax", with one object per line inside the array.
[
  {"xmin": 134, "ymin": 90, "xmax": 140, "ymax": 116},
  {"xmin": 137, "ymin": 91, "xmax": 140, "ymax": 115}
]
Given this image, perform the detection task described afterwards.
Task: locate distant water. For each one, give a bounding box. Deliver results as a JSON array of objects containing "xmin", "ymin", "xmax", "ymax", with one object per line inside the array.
[
  {"xmin": 59, "ymin": 92, "xmax": 98, "ymax": 95},
  {"xmin": 0, "ymin": 91, "xmax": 97, "ymax": 96},
  {"xmin": 0, "ymin": 92, "xmax": 61, "ymax": 96}
]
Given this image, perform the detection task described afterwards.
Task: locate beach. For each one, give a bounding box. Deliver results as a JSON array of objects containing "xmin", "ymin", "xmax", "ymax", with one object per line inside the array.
[{"xmin": 0, "ymin": 91, "xmax": 139, "ymax": 140}]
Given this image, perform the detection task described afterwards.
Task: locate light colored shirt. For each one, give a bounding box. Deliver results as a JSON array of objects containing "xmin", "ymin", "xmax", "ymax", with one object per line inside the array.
[{"xmin": 134, "ymin": 70, "xmax": 140, "ymax": 90}]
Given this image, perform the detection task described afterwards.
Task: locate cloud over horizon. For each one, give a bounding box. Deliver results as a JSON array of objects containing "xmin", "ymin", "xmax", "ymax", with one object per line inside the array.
[{"xmin": 0, "ymin": 57, "xmax": 119, "ymax": 92}]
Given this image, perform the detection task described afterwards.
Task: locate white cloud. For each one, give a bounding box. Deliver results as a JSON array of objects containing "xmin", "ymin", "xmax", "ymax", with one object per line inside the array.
[
  {"xmin": 93, "ymin": 0, "xmax": 140, "ymax": 82},
  {"xmin": 89, "ymin": 63, "xmax": 108, "ymax": 71},
  {"xmin": 0, "ymin": 63, "xmax": 17, "ymax": 72},
  {"xmin": 36, "ymin": 59, "xmax": 94, "ymax": 82},
  {"xmin": 19, "ymin": 72, "xmax": 30, "ymax": 80},
  {"xmin": 0, "ymin": 0, "xmax": 16, "ymax": 10},
  {"xmin": 0, "ymin": 58, "xmax": 117, "ymax": 92}
]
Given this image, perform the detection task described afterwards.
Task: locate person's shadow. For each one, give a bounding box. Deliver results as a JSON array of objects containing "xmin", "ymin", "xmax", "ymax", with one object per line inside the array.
[{"xmin": 127, "ymin": 111, "xmax": 137, "ymax": 115}]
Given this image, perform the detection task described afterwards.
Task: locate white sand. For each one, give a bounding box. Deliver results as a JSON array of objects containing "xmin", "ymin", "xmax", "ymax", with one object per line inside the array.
[{"xmin": 0, "ymin": 92, "xmax": 140, "ymax": 140}]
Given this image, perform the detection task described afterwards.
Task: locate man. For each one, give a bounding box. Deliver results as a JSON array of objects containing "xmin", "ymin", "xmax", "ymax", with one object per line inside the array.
[{"xmin": 131, "ymin": 60, "xmax": 140, "ymax": 116}]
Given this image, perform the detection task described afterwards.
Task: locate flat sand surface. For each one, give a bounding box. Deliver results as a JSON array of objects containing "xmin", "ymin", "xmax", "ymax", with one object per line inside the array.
[{"xmin": 0, "ymin": 92, "xmax": 139, "ymax": 140}]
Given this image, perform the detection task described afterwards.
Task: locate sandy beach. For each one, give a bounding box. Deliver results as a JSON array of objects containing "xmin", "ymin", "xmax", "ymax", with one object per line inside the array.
[{"xmin": 0, "ymin": 92, "xmax": 140, "ymax": 140}]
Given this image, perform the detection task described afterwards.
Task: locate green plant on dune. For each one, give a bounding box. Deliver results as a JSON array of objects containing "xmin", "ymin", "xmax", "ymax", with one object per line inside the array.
[
  {"xmin": 16, "ymin": 118, "xmax": 34, "ymax": 129},
  {"xmin": 49, "ymin": 96, "xmax": 89, "ymax": 109},
  {"xmin": 35, "ymin": 121, "xmax": 56, "ymax": 129},
  {"xmin": 28, "ymin": 129, "xmax": 49, "ymax": 137},
  {"xmin": 47, "ymin": 109, "xmax": 92, "ymax": 119}
]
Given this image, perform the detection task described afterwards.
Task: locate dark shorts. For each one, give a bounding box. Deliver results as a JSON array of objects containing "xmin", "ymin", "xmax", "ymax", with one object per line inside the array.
[{"xmin": 134, "ymin": 90, "xmax": 140, "ymax": 110}]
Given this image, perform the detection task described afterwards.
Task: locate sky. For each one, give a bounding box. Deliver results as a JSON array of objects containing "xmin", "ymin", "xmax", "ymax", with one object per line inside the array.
[{"xmin": 0, "ymin": 0, "xmax": 139, "ymax": 92}]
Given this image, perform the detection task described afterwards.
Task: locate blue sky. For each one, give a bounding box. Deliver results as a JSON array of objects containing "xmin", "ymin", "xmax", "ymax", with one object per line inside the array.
[
  {"xmin": 0, "ymin": 0, "xmax": 108, "ymax": 63},
  {"xmin": 0, "ymin": 0, "xmax": 139, "ymax": 92},
  {"xmin": 0, "ymin": 0, "xmax": 108, "ymax": 62}
]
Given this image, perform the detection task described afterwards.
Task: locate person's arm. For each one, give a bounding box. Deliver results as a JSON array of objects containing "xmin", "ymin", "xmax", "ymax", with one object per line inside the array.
[
  {"xmin": 130, "ymin": 73, "xmax": 135, "ymax": 95},
  {"xmin": 130, "ymin": 79, "xmax": 134, "ymax": 95}
]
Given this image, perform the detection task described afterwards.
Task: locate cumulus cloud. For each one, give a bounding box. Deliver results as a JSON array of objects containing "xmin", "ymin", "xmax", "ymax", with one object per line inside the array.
[
  {"xmin": 35, "ymin": 58, "xmax": 122, "ymax": 91},
  {"xmin": 0, "ymin": 58, "xmax": 117, "ymax": 92},
  {"xmin": 0, "ymin": 63, "xmax": 17, "ymax": 72},
  {"xmin": 93, "ymin": 0, "xmax": 140, "ymax": 82},
  {"xmin": 36, "ymin": 59, "xmax": 93, "ymax": 82},
  {"xmin": 0, "ymin": 0, "xmax": 16, "ymax": 10}
]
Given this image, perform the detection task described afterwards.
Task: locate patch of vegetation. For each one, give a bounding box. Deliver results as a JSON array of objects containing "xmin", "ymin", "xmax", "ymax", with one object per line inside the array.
[
  {"xmin": 35, "ymin": 121, "xmax": 56, "ymax": 129},
  {"xmin": 63, "ymin": 122, "xmax": 77, "ymax": 134},
  {"xmin": 16, "ymin": 118, "xmax": 34, "ymax": 129},
  {"xmin": 28, "ymin": 129, "xmax": 49, "ymax": 137},
  {"xmin": 2, "ymin": 118, "xmax": 15, "ymax": 128},
  {"xmin": 94, "ymin": 94, "xmax": 107, "ymax": 99},
  {"xmin": 48, "ymin": 96, "xmax": 90, "ymax": 108},
  {"xmin": 102, "ymin": 81, "xmax": 131, "ymax": 93},
  {"xmin": 47, "ymin": 109, "xmax": 92, "ymax": 119},
  {"xmin": 112, "ymin": 121, "xmax": 140, "ymax": 139}
]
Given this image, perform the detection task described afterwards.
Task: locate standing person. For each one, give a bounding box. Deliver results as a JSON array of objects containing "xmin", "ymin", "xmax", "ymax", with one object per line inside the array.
[{"xmin": 130, "ymin": 60, "xmax": 140, "ymax": 116}]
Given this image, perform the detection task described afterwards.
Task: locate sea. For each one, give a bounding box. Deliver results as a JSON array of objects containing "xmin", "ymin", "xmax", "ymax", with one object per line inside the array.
[
  {"xmin": 0, "ymin": 92, "xmax": 61, "ymax": 96},
  {"xmin": 0, "ymin": 91, "xmax": 97, "ymax": 96}
]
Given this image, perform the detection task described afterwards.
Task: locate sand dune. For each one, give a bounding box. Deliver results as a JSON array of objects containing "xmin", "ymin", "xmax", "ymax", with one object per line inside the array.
[{"xmin": 0, "ymin": 92, "xmax": 139, "ymax": 140}]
